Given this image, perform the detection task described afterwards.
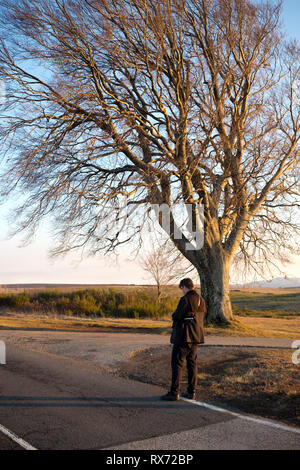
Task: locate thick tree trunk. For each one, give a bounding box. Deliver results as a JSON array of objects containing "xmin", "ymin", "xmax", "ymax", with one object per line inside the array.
[{"xmin": 197, "ymin": 252, "xmax": 233, "ymax": 324}]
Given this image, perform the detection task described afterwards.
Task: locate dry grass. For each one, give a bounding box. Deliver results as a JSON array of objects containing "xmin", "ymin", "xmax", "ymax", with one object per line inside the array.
[
  {"xmin": 0, "ymin": 310, "xmax": 299, "ymax": 338},
  {"xmin": 0, "ymin": 311, "xmax": 171, "ymax": 333},
  {"xmin": 205, "ymin": 317, "xmax": 300, "ymax": 338},
  {"xmin": 238, "ymin": 317, "xmax": 300, "ymax": 338}
]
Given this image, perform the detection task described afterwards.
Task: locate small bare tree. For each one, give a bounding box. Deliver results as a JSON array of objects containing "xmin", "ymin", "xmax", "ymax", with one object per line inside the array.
[
  {"xmin": 139, "ymin": 240, "xmax": 197, "ymax": 299},
  {"xmin": 0, "ymin": 0, "xmax": 299, "ymax": 323}
]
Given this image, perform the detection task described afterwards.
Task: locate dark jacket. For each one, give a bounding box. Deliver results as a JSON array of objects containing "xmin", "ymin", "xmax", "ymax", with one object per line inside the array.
[{"xmin": 170, "ymin": 289, "xmax": 206, "ymax": 345}]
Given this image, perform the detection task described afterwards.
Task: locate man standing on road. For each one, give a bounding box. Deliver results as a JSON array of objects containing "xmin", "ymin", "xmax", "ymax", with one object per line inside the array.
[{"xmin": 161, "ymin": 278, "xmax": 206, "ymax": 401}]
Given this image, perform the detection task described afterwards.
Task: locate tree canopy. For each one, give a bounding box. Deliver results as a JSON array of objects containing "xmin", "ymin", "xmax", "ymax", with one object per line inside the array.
[{"xmin": 0, "ymin": 0, "xmax": 299, "ymax": 321}]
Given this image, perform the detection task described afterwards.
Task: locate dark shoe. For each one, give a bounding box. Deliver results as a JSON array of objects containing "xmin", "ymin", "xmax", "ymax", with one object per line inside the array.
[
  {"xmin": 160, "ymin": 391, "xmax": 180, "ymax": 401},
  {"xmin": 181, "ymin": 391, "xmax": 196, "ymax": 400}
]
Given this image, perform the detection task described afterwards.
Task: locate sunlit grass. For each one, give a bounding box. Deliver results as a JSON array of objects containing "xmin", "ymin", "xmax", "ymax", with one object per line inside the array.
[
  {"xmin": 0, "ymin": 311, "xmax": 298, "ymax": 338},
  {"xmin": 0, "ymin": 312, "xmax": 171, "ymax": 333}
]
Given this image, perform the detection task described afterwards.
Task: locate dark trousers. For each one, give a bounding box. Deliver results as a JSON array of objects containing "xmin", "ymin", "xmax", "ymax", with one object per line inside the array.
[{"xmin": 171, "ymin": 343, "xmax": 198, "ymax": 394}]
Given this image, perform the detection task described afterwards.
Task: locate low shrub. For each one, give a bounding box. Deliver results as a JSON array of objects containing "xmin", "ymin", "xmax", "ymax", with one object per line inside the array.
[{"xmin": 0, "ymin": 288, "xmax": 178, "ymax": 319}]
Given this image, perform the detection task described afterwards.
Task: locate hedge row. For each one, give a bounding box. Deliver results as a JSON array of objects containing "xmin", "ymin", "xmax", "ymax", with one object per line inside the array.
[{"xmin": 0, "ymin": 288, "xmax": 178, "ymax": 319}]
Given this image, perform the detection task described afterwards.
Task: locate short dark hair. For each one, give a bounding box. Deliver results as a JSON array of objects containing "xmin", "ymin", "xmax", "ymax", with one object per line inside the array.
[{"xmin": 179, "ymin": 278, "xmax": 194, "ymax": 290}]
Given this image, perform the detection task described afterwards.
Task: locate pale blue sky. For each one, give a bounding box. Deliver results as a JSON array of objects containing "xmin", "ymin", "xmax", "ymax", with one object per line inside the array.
[
  {"xmin": 0, "ymin": 0, "xmax": 299, "ymax": 285},
  {"xmin": 280, "ymin": 0, "xmax": 300, "ymax": 40}
]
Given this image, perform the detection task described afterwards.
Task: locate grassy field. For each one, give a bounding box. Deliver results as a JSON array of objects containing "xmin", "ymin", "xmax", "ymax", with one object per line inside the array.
[
  {"xmin": 0, "ymin": 312, "xmax": 299, "ymax": 338},
  {"xmin": 0, "ymin": 284, "xmax": 299, "ymax": 338},
  {"xmin": 230, "ymin": 289, "xmax": 300, "ymax": 317},
  {"xmin": 1, "ymin": 284, "xmax": 300, "ymax": 315}
]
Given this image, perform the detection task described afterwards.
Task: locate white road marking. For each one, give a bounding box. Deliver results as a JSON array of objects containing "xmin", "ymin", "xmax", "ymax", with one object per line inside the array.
[
  {"xmin": 0, "ymin": 423, "xmax": 37, "ymax": 450},
  {"xmin": 181, "ymin": 398, "xmax": 300, "ymax": 435}
]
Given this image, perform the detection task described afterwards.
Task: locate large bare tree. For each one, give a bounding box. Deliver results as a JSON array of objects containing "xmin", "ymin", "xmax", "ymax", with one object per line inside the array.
[{"xmin": 0, "ymin": 0, "xmax": 299, "ymax": 323}]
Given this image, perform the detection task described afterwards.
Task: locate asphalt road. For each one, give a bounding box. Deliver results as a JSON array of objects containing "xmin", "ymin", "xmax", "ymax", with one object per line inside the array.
[
  {"xmin": 0, "ymin": 330, "xmax": 294, "ymax": 372},
  {"xmin": 0, "ymin": 343, "xmax": 299, "ymax": 450}
]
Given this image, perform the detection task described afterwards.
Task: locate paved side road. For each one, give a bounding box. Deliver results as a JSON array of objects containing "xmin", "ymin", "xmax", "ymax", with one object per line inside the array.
[
  {"xmin": 0, "ymin": 344, "xmax": 299, "ymax": 450},
  {"xmin": 0, "ymin": 330, "xmax": 295, "ymax": 371}
]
